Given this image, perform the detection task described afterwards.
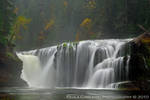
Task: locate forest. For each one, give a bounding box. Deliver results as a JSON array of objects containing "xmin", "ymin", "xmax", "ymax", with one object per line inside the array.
[
  {"xmin": 1, "ymin": 0, "xmax": 150, "ymax": 96},
  {"xmin": 1, "ymin": 0, "xmax": 150, "ymax": 50}
]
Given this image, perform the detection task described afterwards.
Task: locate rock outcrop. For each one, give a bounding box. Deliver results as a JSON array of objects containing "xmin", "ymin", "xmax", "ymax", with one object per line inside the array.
[
  {"xmin": 0, "ymin": 43, "xmax": 27, "ymax": 87},
  {"xmin": 129, "ymin": 32, "xmax": 150, "ymax": 90}
]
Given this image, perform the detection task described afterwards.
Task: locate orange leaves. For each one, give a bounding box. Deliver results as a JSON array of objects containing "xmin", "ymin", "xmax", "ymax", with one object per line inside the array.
[
  {"xmin": 13, "ymin": 7, "xmax": 19, "ymax": 14},
  {"xmin": 64, "ymin": 0, "xmax": 68, "ymax": 12},
  {"xmin": 64, "ymin": 1, "xmax": 68, "ymax": 7},
  {"xmin": 75, "ymin": 32, "xmax": 80, "ymax": 41},
  {"xmin": 38, "ymin": 18, "xmax": 55, "ymax": 41},
  {"xmin": 44, "ymin": 19, "xmax": 55, "ymax": 31},
  {"xmin": 89, "ymin": 31, "xmax": 95, "ymax": 35},
  {"xmin": 38, "ymin": 31, "xmax": 45, "ymax": 41}
]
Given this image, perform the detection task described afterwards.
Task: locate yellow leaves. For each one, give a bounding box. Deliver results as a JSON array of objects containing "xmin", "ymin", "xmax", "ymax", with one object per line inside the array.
[
  {"xmin": 17, "ymin": 16, "xmax": 31, "ymax": 26},
  {"xmin": 80, "ymin": 18, "xmax": 91, "ymax": 26},
  {"xmin": 12, "ymin": 16, "xmax": 31, "ymax": 40},
  {"xmin": 14, "ymin": 16, "xmax": 31, "ymax": 32},
  {"xmin": 38, "ymin": 31, "xmax": 45, "ymax": 41},
  {"xmin": 85, "ymin": 0, "xmax": 96, "ymax": 9},
  {"xmin": 80, "ymin": 18, "xmax": 92, "ymax": 29},
  {"xmin": 11, "ymin": 33, "xmax": 23, "ymax": 41},
  {"xmin": 141, "ymin": 38, "xmax": 150, "ymax": 44},
  {"xmin": 44, "ymin": 19, "xmax": 55, "ymax": 31},
  {"xmin": 78, "ymin": 18, "xmax": 96, "ymax": 40}
]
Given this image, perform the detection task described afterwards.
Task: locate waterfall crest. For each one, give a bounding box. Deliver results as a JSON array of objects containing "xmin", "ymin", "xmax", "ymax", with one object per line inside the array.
[{"xmin": 17, "ymin": 39, "xmax": 131, "ymax": 88}]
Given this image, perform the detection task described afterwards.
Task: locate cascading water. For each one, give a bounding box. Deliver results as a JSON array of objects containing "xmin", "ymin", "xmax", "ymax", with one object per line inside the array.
[{"xmin": 17, "ymin": 39, "xmax": 131, "ymax": 88}]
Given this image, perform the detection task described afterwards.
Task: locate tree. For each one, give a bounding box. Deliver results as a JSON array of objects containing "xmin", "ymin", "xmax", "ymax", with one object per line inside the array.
[
  {"xmin": 9, "ymin": 16, "xmax": 31, "ymax": 43},
  {"xmin": 0, "ymin": 0, "xmax": 16, "ymax": 45}
]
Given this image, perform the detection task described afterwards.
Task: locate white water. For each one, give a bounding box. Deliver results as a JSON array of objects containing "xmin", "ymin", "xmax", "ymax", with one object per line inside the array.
[
  {"xmin": 17, "ymin": 39, "xmax": 131, "ymax": 88},
  {"xmin": 17, "ymin": 54, "xmax": 42, "ymax": 87}
]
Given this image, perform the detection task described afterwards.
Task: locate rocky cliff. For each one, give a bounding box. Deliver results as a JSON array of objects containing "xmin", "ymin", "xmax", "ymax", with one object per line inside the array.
[
  {"xmin": 129, "ymin": 32, "xmax": 150, "ymax": 90},
  {"xmin": 0, "ymin": 43, "xmax": 27, "ymax": 87}
]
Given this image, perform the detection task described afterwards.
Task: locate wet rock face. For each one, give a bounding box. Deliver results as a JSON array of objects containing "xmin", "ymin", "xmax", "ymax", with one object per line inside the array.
[
  {"xmin": 129, "ymin": 33, "xmax": 150, "ymax": 90},
  {"xmin": 0, "ymin": 43, "xmax": 27, "ymax": 87}
]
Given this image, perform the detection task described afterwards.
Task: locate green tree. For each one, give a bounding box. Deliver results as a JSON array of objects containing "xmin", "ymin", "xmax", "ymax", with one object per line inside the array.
[{"xmin": 0, "ymin": 0, "xmax": 16, "ymax": 45}]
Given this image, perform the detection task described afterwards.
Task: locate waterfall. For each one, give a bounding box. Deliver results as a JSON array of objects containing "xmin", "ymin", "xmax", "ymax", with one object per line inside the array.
[
  {"xmin": 17, "ymin": 39, "xmax": 131, "ymax": 88},
  {"xmin": 17, "ymin": 54, "xmax": 42, "ymax": 87}
]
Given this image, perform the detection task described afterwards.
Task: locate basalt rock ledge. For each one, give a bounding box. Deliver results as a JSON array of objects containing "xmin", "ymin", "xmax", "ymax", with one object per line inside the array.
[
  {"xmin": 0, "ymin": 43, "xmax": 27, "ymax": 87},
  {"xmin": 128, "ymin": 32, "xmax": 150, "ymax": 90}
]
